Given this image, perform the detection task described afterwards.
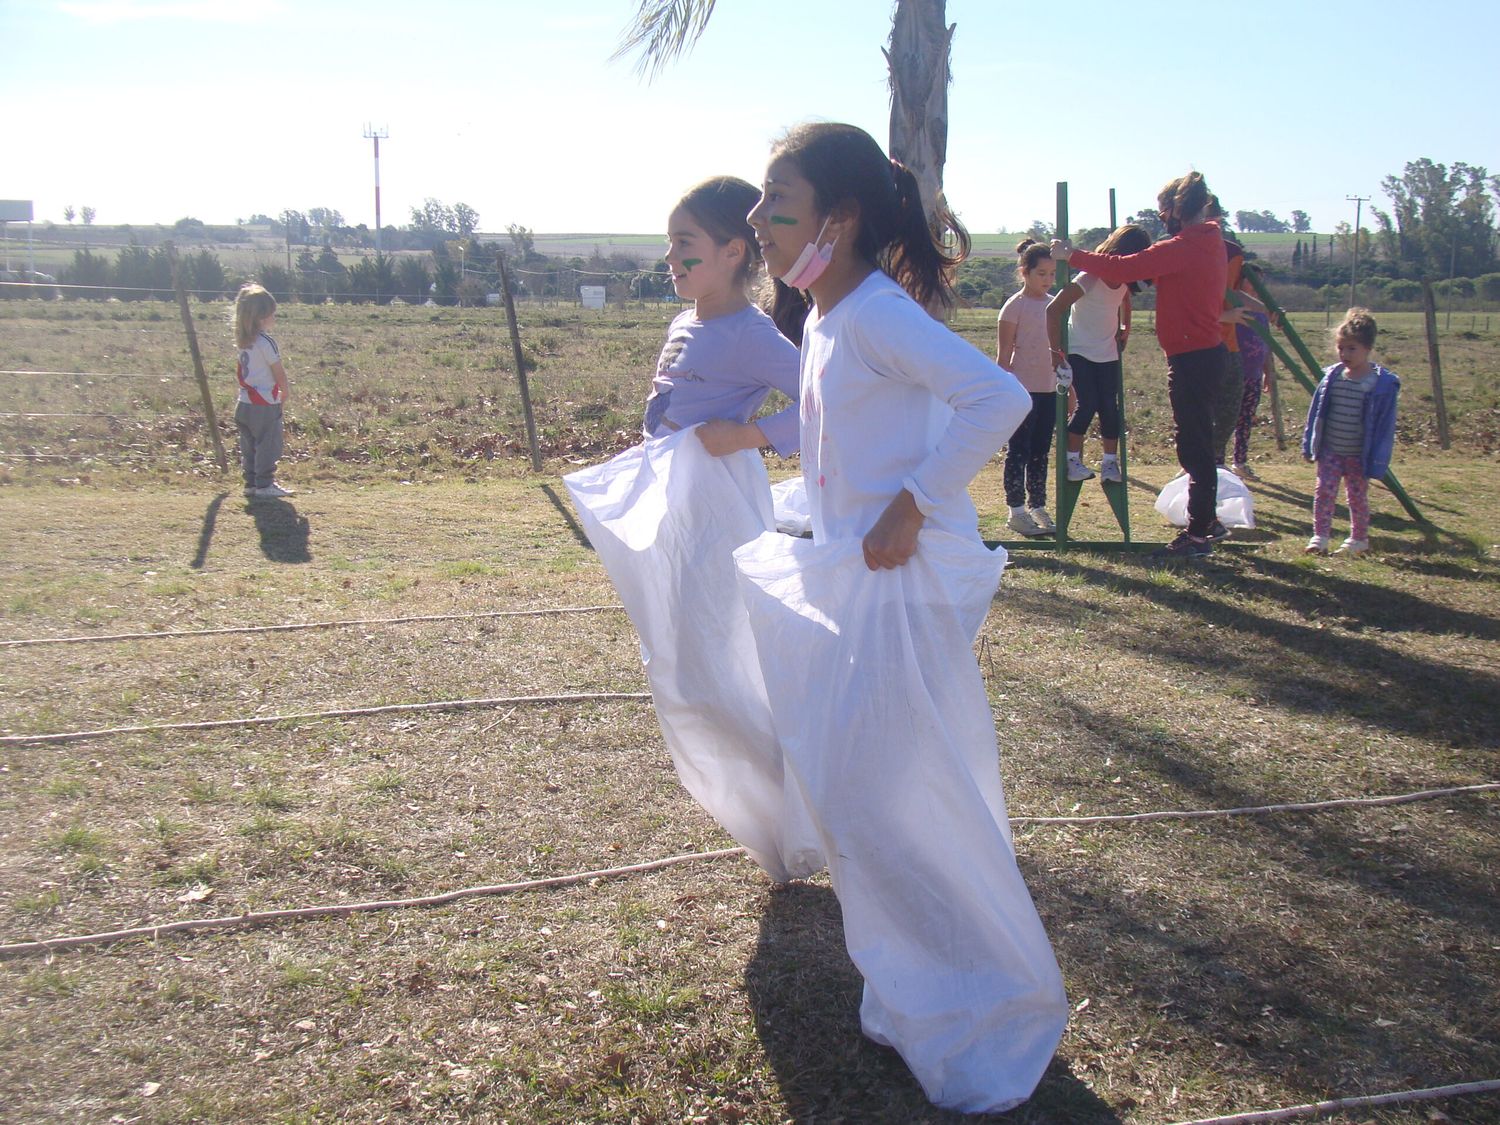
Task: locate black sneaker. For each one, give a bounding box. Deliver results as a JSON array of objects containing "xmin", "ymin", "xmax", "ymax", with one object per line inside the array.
[
  {"xmin": 1153, "ymin": 530, "xmax": 1212, "ymax": 561},
  {"xmin": 1204, "ymin": 519, "xmax": 1231, "ymax": 542}
]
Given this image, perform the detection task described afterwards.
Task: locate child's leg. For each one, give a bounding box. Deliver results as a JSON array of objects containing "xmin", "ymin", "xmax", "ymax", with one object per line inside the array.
[
  {"xmin": 254, "ymin": 406, "xmax": 285, "ymax": 488},
  {"xmin": 1003, "ymin": 421, "xmax": 1030, "ymax": 509},
  {"xmin": 1212, "ymin": 352, "xmax": 1244, "ymax": 466},
  {"xmin": 1026, "ymin": 392, "xmax": 1055, "ymax": 508},
  {"xmin": 1233, "ymin": 364, "xmax": 1263, "ymax": 467},
  {"xmin": 234, "ymin": 401, "xmax": 256, "ymax": 488},
  {"xmin": 1095, "ymin": 358, "xmax": 1122, "ymax": 454},
  {"xmin": 1066, "ymin": 356, "xmax": 1099, "ymax": 453},
  {"xmin": 1344, "ymin": 458, "xmax": 1370, "ymax": 541},
  {"xmin": 1312, "ymin": 453, "xmax": 1343, "ymax": 539}
]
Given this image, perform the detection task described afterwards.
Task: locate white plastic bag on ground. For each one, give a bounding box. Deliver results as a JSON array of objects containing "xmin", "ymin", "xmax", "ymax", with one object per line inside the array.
[
  {"xmin": 563, "ymin": 429, "xmax": 821, "ymax": 883},
  {"xmin": 769, "ymin": 475, "xmax": 812, "ymax": 536},
  {"xmin": 733, "ymin": 529, "xmax": 1068, "ymax": 1114},
  {"xmin": 1155, "ymin": 467, "xmax": 1256, "ymax": 528}
]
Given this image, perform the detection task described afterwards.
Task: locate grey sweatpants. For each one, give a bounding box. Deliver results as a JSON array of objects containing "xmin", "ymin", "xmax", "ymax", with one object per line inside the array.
[{"xmin": 235, "ymin": 401, "xmax": 283, "ymax": 489}]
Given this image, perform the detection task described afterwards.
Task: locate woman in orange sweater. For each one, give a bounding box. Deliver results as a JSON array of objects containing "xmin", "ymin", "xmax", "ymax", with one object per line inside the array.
[{"xmin": 1051, "ymin": 172, "xmax": 1229, "ymax": 558}]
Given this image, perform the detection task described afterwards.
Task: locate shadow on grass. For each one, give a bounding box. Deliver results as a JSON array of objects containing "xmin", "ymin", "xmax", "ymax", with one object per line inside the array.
[
  {"xmin": 540, "ymin": 483, "xmax": 591, "ymax": 550},
  {"xmin": 1027, "ymin": 703, "xmax": 1500, "ymax": 1110},
  {"xmin": 248, "ymin": 498, "xmax": 311, "ymax": 563},
  {"xmin": 745, "ymin": 883, "xmax": 1121, "ymax": 1124},
  {"xmin": 190, "ymin": 491, "xmax": 228, "ymax": 569},
  {"xmin": 1009, "ymin": 553, "xmax": 1500, "ymax": 747}
]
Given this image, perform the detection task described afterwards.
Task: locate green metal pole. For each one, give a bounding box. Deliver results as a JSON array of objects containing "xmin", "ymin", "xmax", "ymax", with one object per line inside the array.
[{"xmin": 1054, "ymin": 182, "xmax": 1074, "ymax": 544}]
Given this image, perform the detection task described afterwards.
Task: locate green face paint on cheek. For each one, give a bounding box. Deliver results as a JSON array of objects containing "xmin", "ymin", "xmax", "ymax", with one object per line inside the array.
[
  {"xmin": 770, "ymin": 215, "xmax": 799, "ymax": 226},
  {"xmin": 682, "ymin": 259, "xmax": 702, "ymax": 269}
]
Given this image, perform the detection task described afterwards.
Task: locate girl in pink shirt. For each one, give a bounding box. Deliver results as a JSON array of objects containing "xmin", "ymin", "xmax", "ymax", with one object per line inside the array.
[{"xmin": 996, "ymin": 239, "xmax": 1058, "ymax": 537}]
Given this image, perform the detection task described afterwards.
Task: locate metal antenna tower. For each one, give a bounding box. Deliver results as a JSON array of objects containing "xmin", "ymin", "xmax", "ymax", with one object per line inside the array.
[{"xmin": 363, "ymin": 124, "xmax": 389, "ymax": 252}]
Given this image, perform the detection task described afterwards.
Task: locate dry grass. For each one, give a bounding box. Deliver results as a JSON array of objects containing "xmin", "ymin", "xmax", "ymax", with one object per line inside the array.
[{"xmin": 1, "ymin": 303, "xmax": 1499, "ymax": 1123}]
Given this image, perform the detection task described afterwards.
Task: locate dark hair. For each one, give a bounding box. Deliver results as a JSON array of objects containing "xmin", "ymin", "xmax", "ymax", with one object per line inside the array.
[
  {"xmin": 1094, "ymin": 224, "xmax": 1152, "ymax": 256},
  {"xmin": 675, "ymin": 176, "xmax": 761, "ymax": 286},
  {"xmin": 1157, "ymin": 172, "xmax": 1213, "ymax": 234},
  {"xmin": 764, "ymin": 122, "xmax": 969, "ymax": 342},
  {"xmin": 1336, "ymin": 307, "xmax": 1377, "ymax": 349},
  {"xmin": 1013, "ymin": 237, "xmax": 1052, "ymax": 284}
]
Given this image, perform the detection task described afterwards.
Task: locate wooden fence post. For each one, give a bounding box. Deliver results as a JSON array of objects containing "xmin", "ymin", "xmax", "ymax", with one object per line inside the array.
[
  {"xmin": 497, "ymin": 252, "xmax": 542, "ymax": 472},
  {"xmin": 166, "ymin": 242, "xmax": 228, "ymax": 474},
  {"xmin": 1421, "ymin": 279, "xmax": 1451, "ymax": 450},
  {"xmin": 1265, "ymin": 350, "xmax": 1286, "ymax": 450}
]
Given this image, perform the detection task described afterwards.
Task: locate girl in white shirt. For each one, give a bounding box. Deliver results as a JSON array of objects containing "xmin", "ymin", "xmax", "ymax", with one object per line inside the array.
[
  {"xmin": 742, "ymin": 122, "xmax": 1066, "ymax": 1115},
  {"xmin": 1044, "ymin": 224, "xmax": 1153, "ymax": 484}
]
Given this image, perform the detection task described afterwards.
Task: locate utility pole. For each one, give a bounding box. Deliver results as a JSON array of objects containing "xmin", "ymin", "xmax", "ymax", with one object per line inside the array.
[
  {"xmin": 363, "ymin": 124, "xmax": 388, "ymax": 253},
  {"xmin": 1345, "ymin": 194, "xmax": 1369, "ymax": 306}
]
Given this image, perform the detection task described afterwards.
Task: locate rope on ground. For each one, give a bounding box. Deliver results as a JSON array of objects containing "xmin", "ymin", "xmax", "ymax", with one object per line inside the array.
[
  {"xmin": 0, "ymin": 690, "xmax": 653, "ymax": 746},
  {"xmin": 0, "ymin": 604, "xmax": 626, "ymax": 649},
  {"xmin": 2, "ymin": 781, "xmax": 1492, "ymax": 958},
  {"xmin": 0, "ymin": 847, "xmax": 748, "ymax": 959},
  {"xmin": 0, "ymin": 369, "xmax": 186, "ymax": 379},
  {"xmin": 1165, "ymin": 1078, "xmax": 1500, "ymax": 1124},
  {"xmin": 1008, "ymin": 782, "xmax": 1500, "ymax": 826}
]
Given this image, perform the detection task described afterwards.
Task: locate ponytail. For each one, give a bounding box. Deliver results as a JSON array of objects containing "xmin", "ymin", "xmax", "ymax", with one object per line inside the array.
[{"xmin": 769, "ymin": 123, "xmax": 969, "ymax": 313}]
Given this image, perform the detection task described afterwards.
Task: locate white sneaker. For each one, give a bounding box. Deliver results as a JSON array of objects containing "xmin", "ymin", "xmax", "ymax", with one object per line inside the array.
[
  {"xmin": 1305, "ymin": 535, "xmax": 1329, "ymax": 555},
  {"xmin": 1029, "ymin": 508, "xmax": 1056, "ymax": 533},
  {"xmin": 1066, "ymin": 458, "xmax": 1096, "ymax": 482},
  {"xmin": 1335, "ymin": 538, "xmax": 1369, "ymax": 556},
  {"xmin": 253, "ymin": 482, "xmax": 295, "ymax": 498},
  {"xmin": 1100, "ymin": 459, "xmax": 1123, "ymax": 483},
  {"xmin": 1007, "ymin": 509, "xmax": 1043, "ymax": 537}
]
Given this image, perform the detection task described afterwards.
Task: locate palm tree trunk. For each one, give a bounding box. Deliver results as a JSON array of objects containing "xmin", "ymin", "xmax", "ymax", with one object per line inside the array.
[{"xmin": 885, "ymin": 0, "xmax": 955, "ymax": 226}]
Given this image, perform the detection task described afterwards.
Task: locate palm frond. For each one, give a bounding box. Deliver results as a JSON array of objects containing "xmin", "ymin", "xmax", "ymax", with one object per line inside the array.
[{"xmin": 611, "ymin": 0, "xmax": 718, "ymax": 81}]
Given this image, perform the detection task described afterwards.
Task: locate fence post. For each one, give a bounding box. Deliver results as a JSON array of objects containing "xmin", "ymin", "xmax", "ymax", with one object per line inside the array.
[
  {"xmin": 1265, "ymin": 350, "xmax": 1286, "ymax": 450},
  {"xmin": 497, "ymin": 251, "xmax": 542, "ymax": 472},
  {"xmin": 166, "ymin": 242, "xmax": 228, "ymax": 474},
  {"xmin": 1421, "ymin": 279, "xmax": 1451, "ymax": 450}
]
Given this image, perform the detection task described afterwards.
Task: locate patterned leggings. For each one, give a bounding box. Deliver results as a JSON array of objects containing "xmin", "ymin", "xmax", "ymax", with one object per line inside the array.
[
  {"xmin": 1313, "ymin": 452, "xmax": 1369, "ymax": 540},
  {"xmin": 1232, "ymin": 365, "xmax": 1263, "ymax": 467},
  {"xmin": 1004, "ymin": 392, "xmax": 1056, "ymax": 509}
]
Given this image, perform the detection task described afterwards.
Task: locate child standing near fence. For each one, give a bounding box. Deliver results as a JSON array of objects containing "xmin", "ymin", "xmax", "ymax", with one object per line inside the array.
[
  {"xmin": 1302, "ymin": 308, "xmax": 1400, "ymax": 556},
  {"xmin": 1045, "ymin": 224, "xmax": 1152, "ymax": 484},
  {"xmin": 233, "ymin": 283, "xmax": 292, "ymax": 499},
  {"xmin": 642, "ymin": 176, "xmax": 801, "ymax": 457},
  {"xmin": 997, "ymin": 240, "xmax": 1059, "ymax": 536}
]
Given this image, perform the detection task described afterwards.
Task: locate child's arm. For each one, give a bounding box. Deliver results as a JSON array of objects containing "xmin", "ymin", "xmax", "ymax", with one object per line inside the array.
[
  {"xmin": 270, "ymin": 359, "xmax": 289, "ymax": 403},
  {"xmin": 1118, "ymin": 291, "xmax": 1133, "ymax": 353},
  {"xmin": 996, "ymin": 316, "xmax": 1019, "ymax": 371},
  {"xmin": 1045, "ymin": 282, "xmax": 1085, "ymax": 365},
  {"xmin": 696, "ymin": 419, "xmax": 767, "ymax": 456},
  {"xmin": 1051, "ymin": 234, "xmax": 1193, "ymax": 286}
]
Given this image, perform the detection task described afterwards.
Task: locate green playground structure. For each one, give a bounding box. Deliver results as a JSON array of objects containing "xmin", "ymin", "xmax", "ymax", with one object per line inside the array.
[{"xmin": 992, "ymin": 182, "xmax": 1427, "ymax": 552}]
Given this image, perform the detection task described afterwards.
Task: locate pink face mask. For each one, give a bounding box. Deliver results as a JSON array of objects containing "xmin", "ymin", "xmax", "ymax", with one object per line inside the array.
[{"xmin": 779, "ymin": 215, "xmax": 837, "ymax": 290}]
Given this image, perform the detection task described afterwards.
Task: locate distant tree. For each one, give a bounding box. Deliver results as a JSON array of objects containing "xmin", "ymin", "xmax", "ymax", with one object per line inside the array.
[
  {"xmin": 453, "ymin": 202, "xmax": 480, "ymax": 239},
  {"xmin": 1334, "ymin": 220, "xmax": 1372, "ymax": 260},
  {"xmin": 188, "ymin": 249, "xmax": 228, "ymax": 298},
  {"xmin": 1372, "ymin": 158, "xmax": 1499, "ymax": 277},
  {"xmin": 431, "ymin": 258, "xmax": 460, "ymax": 305},
  {"xmin": 507, "ymin": 223, "xmax": 536, "ymax": 261},
  {"xmin": 279, "ymin": 209, "xmax": 310, "ymax": 246},
  {"xmin": 173, "ymin": 217, "xmax": 208, "ymax": 239},
  {"xmin": 1235, "ymin": 209, "xmax": 1289, "ymax": 234},
  {"xmin": 307, "ymin": 207, "xmax": 344, "ymax": 233},
  {"xmin": 81, "ymin": 206, "xmax": 95, "ymax": 225},
  {"xmin": 1132, "ymin": 208, "xmax": 1166, "ymax": 240},
  {"xmin": 315, "ymin": 245, "xmax": 348, "ymax": 301},
  {"xmin": 409, "ymin": 198, "xmax": 455, "ymax": 233},
  {"xmin": 1291, "ymin": 209, "xmax": 1311, "ymax": 233},
  {"xmin": 1479, "ymin": 273, "xmax": 1500, "ymax": 302},
  {"xmin": 1072, "ymin": 226, "xmax": 1110, "ymax": 250},
  {"xmin": 256, "ymin": 263, "xmax": 294, "ymax": 302},
  {"xmin": 395, "ymin": 256, "xmax": 432, "ymax": 304},
  {"xmin": 113, "ymin": 242, "xmax": 169, "ymax": 300},
  {"xmin": 1292, "ymin": 240, "xmax": 1303, "ymax": 271},
  {"xmin": 63, "ymin": 205, "xmax": 76, "ymax": 224},
  {"xmin": 1025, "ymin": 219, "xmax": 1051, "ymax": 242},
  {"xmin": 1385, "ymin": 279, "xmax": 1422, "ymax": 303},
  {"xmin": 60, "ymin": 248, "xmax": 110, "ymax": 298}
]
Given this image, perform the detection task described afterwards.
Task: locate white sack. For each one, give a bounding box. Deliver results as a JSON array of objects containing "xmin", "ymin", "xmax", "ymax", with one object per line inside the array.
[
  {"xmin": 563, "ymin": 429, "xmax": 821, "ymax": 883},
  {"xmin": 733, "ymin": 529, "xmax": 1068, "ymax": 1113},
  {"xmin": 1154, "ymin": 467, "xmax": 1256, "ymax": 528},
  {"xmin": 769, "ymin": 475, "xmax": 812, "ymax": 536}
]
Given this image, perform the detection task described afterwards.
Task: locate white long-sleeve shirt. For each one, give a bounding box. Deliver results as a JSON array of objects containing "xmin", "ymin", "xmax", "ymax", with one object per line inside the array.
[{"xmin": 800, "ymin": 271, "xmax": 1031, "ymax": 541}]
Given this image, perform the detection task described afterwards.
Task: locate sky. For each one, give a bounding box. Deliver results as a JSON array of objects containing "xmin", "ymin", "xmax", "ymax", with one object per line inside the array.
[{"xmin": 4, "ymin": 0, "xmax": 1498, "ymax": 240}]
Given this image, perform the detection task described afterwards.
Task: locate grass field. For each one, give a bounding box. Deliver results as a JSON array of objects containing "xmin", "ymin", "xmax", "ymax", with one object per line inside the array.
[{"xmin": 1, "ymin": 300, "xmax": 1498, "ymax": 1123}]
